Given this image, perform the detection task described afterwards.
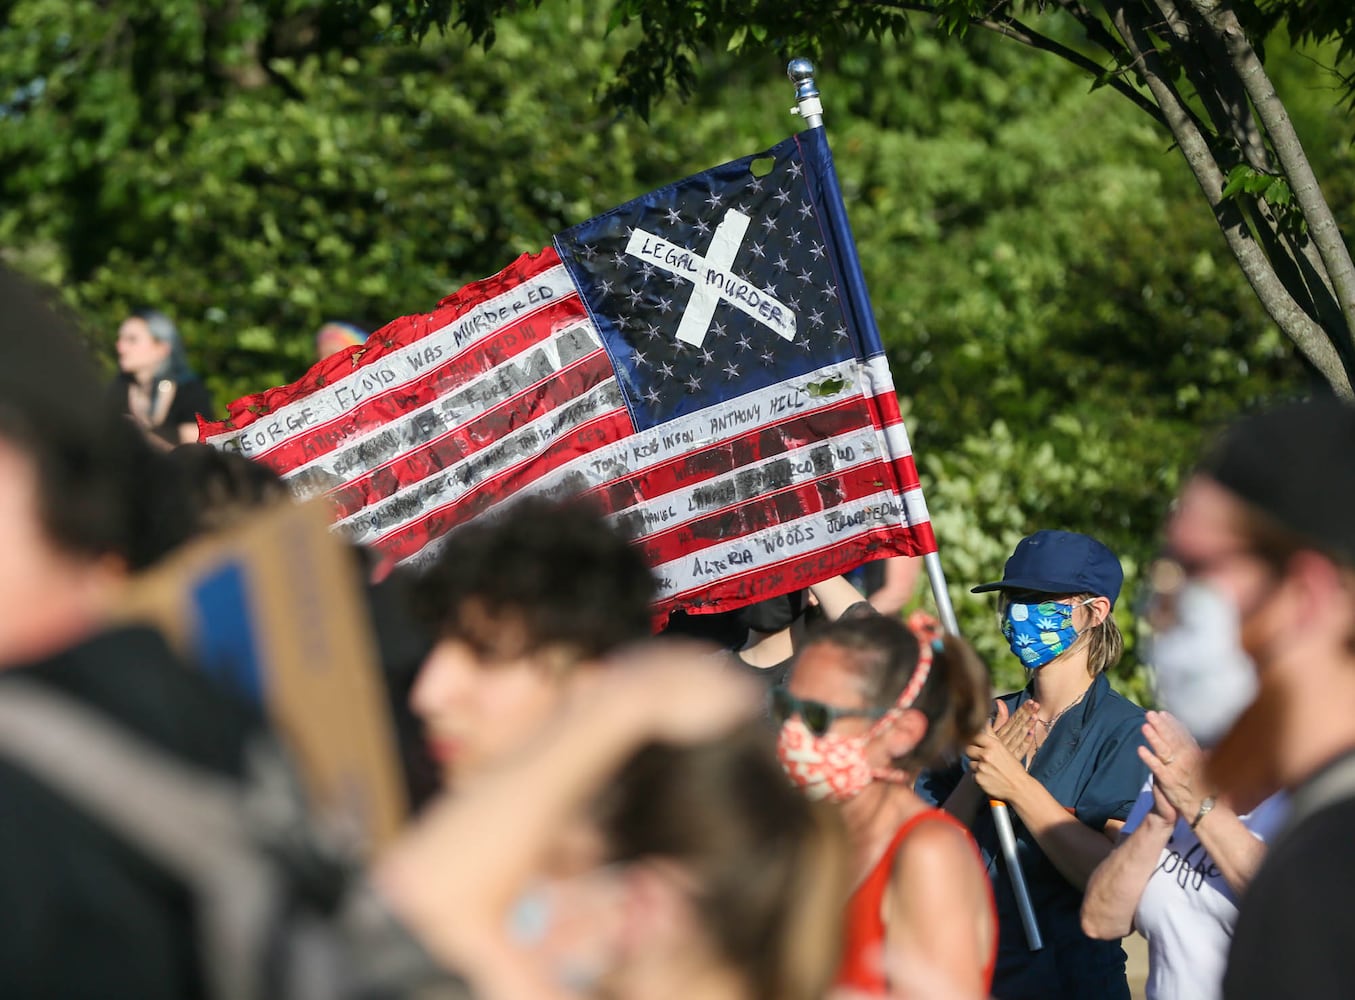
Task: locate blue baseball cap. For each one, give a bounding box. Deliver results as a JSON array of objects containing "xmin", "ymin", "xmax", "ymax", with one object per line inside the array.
[{"xmin": 971, "ymin": 530, "xmax": 1124, "ymax": 608}]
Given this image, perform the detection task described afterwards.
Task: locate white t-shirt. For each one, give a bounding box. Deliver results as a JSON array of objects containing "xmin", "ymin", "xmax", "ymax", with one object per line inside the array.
[{"xmin": 1121, "ymin": 782, "xmax": 1289, "ymax": 1000}]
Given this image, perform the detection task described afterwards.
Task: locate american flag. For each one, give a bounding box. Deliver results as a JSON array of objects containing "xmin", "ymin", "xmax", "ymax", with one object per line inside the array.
[{"xmin": 200, "ymin": 129, "xmax": 937, "ymax": 624}]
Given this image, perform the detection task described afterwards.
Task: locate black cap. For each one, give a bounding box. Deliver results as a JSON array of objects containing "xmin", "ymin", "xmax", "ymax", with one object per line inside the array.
[{"xmin": 1201, "ymin": 396, "xmax": 1355, "ymax": 566}]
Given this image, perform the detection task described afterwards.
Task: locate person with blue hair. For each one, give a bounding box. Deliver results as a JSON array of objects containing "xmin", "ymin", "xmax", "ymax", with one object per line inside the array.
[{"xmin": 109, "ymin": 309, "xmax": 214, "ymax": 447}]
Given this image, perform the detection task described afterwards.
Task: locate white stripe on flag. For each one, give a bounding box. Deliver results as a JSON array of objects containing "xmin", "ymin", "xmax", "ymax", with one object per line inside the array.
[
  {"xmin": 609, "ymin": 426, "xmax": 892, "ymax": 535},
  {"xmin": 205, "ymin": 263, "xmax": 579, "ymax": 459},
  {"xmin": 651, "ymin": 487, "xmax": 929, "ymax": 600},
  {"xmin": 286, "ymin": 317, "xmax": 604, "ymax": 497},
  {"xmin": 337, "ymin": 376, "xmax": 626, "ymax": 546},
  {"xmin": 359, "ymin": 356, "xmax": 877, "ymax": 549}
]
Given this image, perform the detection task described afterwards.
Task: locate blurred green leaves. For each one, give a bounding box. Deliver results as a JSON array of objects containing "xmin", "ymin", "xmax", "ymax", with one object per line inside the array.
[{"xmin": 2, "ymin": 0, "xmax": 1339, "ymax": 700}]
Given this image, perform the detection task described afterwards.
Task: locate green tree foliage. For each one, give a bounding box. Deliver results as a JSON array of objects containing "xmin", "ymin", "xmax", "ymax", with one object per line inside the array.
[
  {"xmin": 1, "ymin": 1, "xmax": 758, "ymax": 400},
  {"xmin": 822, "ymin": 29, "xmax": 1314, "ymax": 693},
  {"xmin": 1, "ymin": 0, "xmax": 1336, "ymax": 695},
  {"xmin": 387, "ymin": 0, "xmax": 1355, "ymax": 396}
]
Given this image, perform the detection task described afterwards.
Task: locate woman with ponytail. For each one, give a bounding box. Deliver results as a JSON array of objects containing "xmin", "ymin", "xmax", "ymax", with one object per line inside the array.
[{"xmin": 772, "ymin": 579, "xmax": 997, "ymax": 997}]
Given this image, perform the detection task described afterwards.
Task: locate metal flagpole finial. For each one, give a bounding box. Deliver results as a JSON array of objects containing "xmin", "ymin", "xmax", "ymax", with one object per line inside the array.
[{"xmin": 787, "ymin": 58, "xmax": 824, "ymax": 129}]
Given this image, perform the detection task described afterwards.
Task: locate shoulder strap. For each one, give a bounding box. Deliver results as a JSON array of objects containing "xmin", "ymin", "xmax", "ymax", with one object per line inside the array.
[
  {"xmin": 861, "ymin": 806, "xmax": 954, "ymax": 891},
  {"xmin": 0, "ymin": 679, "xmax": 277, "ymax": 1000}
]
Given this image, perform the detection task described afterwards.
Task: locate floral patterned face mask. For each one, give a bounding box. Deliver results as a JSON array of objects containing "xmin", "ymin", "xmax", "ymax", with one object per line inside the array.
[
  {"xmin": 1001, "ymin": 598, "xmax": 1094, "ymax": 669},
  {"xmin": 776, "ymin": 716, "xmax": 896, "ymax": 803}
]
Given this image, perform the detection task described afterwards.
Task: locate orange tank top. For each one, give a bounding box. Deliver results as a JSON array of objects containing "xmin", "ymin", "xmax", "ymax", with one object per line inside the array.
[{"xmin": 835, "ymin": 808, "xmax": 998, "ymax": 995}]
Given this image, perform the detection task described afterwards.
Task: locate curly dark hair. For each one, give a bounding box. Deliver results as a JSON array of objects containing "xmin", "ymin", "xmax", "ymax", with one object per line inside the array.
[
  {"xmin": 413, "ymin": 495, "xmax": 657, "ymax": 661},
  {"xmin": 166, "ymin": 444, "xmax": 291, "ymax": 534}
]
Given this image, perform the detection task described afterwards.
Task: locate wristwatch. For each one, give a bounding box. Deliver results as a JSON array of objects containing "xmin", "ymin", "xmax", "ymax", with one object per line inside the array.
[{"xmin": 1190, "ymin": 795, "xmax": 1217, "ymax": 831}]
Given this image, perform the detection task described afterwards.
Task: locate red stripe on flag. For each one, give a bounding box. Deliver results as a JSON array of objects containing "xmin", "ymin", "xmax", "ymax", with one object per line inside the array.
[
  {"xmin": 247, "ymin": 297, "xmax": 587, "ymax": 475},
  {"xmin": 632, "ymin": 461, "xmax": 900, "ymax": 569},
  {"xmin": 326, "ymin": 349, "xmax": 615, "ymax": 520},
  {"xmin": 365, "ymin": 386, "xmax": 923, "ymax": 574},
  {"xmin": 200, "ymin": 249, "xmax": 564, "ymax": 438},
  {"xmin": 868, "ymin": 391, "xmax": 923, "ymax": 493},
  {"xmin": 889, "ymin": 448, "xmax": 923, "ymax": 492},
  {"xmin": 585, "ymin": 397, "xmax": 873, "ymax": 515},
  {"xmin": 369, "ymin": 409, "xmax": 635, "ymax": 565}
]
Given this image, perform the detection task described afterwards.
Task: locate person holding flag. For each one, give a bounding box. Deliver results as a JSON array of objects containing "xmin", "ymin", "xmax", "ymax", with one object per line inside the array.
[{"xmin": 918, "ymin": 530, "xmax": 1148, "ymax": 1000}]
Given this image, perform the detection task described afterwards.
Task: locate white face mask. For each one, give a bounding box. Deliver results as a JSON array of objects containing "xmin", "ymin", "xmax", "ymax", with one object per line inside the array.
[{"xmin": 1145, "ymin": 581, "xmax": 1258, "ymax": 746}]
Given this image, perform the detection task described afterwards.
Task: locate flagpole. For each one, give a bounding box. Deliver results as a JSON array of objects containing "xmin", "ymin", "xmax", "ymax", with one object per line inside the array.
[{"xmin": 788, "ymin": 58, "xmax": 1043, "ymax": 953}]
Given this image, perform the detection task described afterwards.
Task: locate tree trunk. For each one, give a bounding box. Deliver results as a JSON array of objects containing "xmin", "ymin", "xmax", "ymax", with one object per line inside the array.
[
  {"xmin": 1149, "ymin": 0, "xmax": 1270, "ymax": 173},
  {"xmin": 1103, "ymin": 0, "xmax": 1353, "ymax": 395},
  {"xmin": 1184, "ymin": 0, "xmax": 1355, "ymax": 366}
]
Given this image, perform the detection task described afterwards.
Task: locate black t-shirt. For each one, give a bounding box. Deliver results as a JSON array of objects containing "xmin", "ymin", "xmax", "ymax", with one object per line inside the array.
[
  {"xmin": 364, "ymin": 564, "xmax": 439, "ymax": 811},
  {"xmin": 0, "ymin": 627, "xmax": 263, "ymax": 999},
  {"xmin": 659, "ymin": 590, "xmax": 809, "ymax": 650},
  {"xmin": 108, "ymin": 376, "xmax": 216, "ymax": 445},
  {"xmin": 1224, "ymin": 784, "xmax": 1355, "ymax": 999}
]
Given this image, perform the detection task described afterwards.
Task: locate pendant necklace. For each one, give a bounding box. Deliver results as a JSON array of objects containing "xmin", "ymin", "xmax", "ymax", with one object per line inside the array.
[{"xmin": 1037, "ymin": 686, "xmax": 1089, "ymax": 734}]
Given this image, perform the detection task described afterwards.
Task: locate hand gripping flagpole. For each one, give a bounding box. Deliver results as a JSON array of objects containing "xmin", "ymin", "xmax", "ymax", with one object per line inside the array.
[{"xmin": 788, "ymin": 58, "xmax": 1043, "ymax": 952}]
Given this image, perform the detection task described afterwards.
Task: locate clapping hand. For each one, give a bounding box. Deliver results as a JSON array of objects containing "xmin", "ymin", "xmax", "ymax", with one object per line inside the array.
[
  {"xmin": 966, "ymin": 699, "xmax": 1038, "ymax": 802},
  {"xmin": 992, "ymin": 699, "xmax": 1039, "ymax": 765},
  {"xmin": 1138, "ymin": 710, "xmax": 1207, "ymax": 824}
]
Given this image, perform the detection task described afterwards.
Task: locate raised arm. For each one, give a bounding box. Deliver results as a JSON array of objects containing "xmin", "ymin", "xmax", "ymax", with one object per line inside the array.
[
  {"xmin": 741, "ymin": 576, "xmax": 871, "ymax": 669},
  {"xmin": 809, "ymin": 575, "xmax": 873, "ymax": 621},
  {"xmin": 737, "ymin": 625, "xmax": 795, "ymax": 669},
  {"xmin": 374, "ymin": 645, "xmax": 758, "ymax": 986},
  {"xmin": 867, "ymin": 556, "xmax": 922, "ymax": 616}
]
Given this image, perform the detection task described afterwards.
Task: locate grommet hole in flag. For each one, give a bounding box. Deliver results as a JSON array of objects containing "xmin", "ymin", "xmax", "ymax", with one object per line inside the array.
[{"xmin": 201, "ymin": 129, "xmax": 936, "ymax": 626}]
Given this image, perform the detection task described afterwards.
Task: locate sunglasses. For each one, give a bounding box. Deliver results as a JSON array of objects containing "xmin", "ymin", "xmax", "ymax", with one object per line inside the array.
[{"xmin": 769, "ymin": 686, "xmax": 886, "ymax": 737}]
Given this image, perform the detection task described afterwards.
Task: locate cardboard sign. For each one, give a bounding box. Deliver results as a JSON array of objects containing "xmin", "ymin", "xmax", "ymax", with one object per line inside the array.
[{"xmin": 112, "ymin": 500, "xmax": 407, "ymax": 853}]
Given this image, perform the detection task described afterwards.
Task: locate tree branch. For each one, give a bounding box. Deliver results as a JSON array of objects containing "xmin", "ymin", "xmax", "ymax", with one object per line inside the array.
[
  {"xmin": 1184, "ymin": 0, "xmax": 1355, "ymax": 361},
  {"xmin": 1148, "ymin": 0, "xmax": 1271, "ymax": 172},
  {"xmin": 1104, "ymin": 0, "xmax": 1352, "ymax": 394},
  {"xmin": 1064, "ymin": 0, "xmax": 1155, "ymax": 75},
  {"xmin": 981, "ymin": 15, "xmax": 1169, "ymax": 128},
  {"xmin": 1248, "ymin": 197, "xmax": 1350, "ymax": 367},
  {"xmin": 872, "ymin": 2, "xmax": 1169, "ymax": 128}
]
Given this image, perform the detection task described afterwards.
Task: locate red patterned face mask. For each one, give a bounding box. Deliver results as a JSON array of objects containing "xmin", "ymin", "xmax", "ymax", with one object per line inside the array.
[
  {"xmin": 776, "ymin": 639, "xmax": 934, "ymax": 803},
  {"xmin": 777, "ymin": 717, "xmax": 889, "ymax": 802}
]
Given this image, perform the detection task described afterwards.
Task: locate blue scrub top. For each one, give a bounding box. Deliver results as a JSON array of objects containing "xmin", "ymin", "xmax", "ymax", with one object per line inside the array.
[{"xmin": 917, "ymin": 672, "xmax": 1147, "ymax": 1000}]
